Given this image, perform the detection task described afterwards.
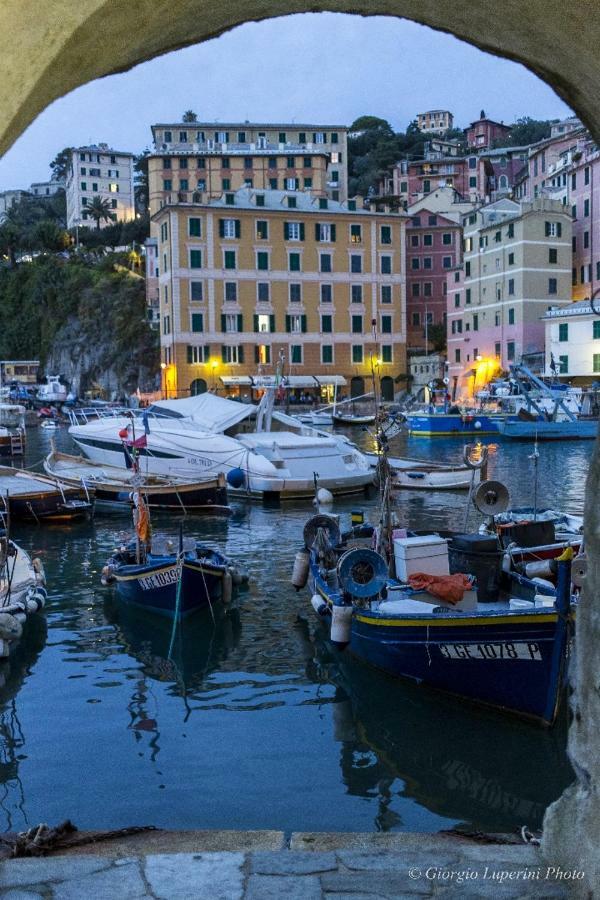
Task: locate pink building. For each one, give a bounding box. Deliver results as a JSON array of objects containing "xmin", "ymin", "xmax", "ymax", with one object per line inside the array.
[
  {"xmin": 405, "ymin": 155, "xmax": 490, "ymax": 204},
  {"xmin": 569, "ymin": 144, "xmax": 600, "ymax": 301},
  {"xmin": 465, "ymin": 112, "xmax": 510, "ymax": 151},
  {"xmin": 406, "ymin": 209, "xmax": 462, "ymax": 351}
]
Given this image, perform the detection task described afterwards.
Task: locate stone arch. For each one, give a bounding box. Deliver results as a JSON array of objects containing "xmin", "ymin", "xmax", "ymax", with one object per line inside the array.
[
  {"xmin": 189, "ymin": 377, "xmax": 207, "ymax": 396},
  {"xmin": 380, "ymin": 375, "xmax": 394, "ymax": 401},
  {"xmin": 2, "ymin": 2, "xmax": 600, "ymax": 156}
]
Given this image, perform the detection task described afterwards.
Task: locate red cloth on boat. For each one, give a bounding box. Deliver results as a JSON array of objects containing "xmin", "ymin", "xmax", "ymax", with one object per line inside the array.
[{"xmin": 408, "ymin": 572, "xmax": 472, "ymax": 605}]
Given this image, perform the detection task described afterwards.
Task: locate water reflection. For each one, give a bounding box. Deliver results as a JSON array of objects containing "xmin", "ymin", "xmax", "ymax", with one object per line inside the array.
[
  {"xmin": 304, "ymin": 621, "xmax": 573, "ymax": 832},
  {"xmin": 0, "ymin": 617, "xmax": 47, "ymax": 832}
]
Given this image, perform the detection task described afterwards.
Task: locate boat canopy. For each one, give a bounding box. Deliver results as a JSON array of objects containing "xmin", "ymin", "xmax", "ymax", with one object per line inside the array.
[{"xmin": 147, "ymin": 393, "xmax": 256, "ymax": 432}]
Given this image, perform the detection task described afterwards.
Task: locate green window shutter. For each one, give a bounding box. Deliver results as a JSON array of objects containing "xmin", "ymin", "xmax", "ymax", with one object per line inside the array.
[
  {"xmin": 269, "ymin": 314, "xmax": 276, "ymax": 332},
  {"xmin": 237, "ymin": 313, "xmax": 243, "ymax": 331},
  {"xmin": 235, "ymin": 220, "xmax": 241, "ymax": 239},
  {"xmin": 315, "ymin": 224, "xmax": 320, "ymax": 242},
  {"xmin": 219, "ymin": 219, "xmax": 225, "ymax": 238},
  {"xmin": 299, "ymin": 223, "xmax": 305, "ymax": 241},
  {"xmin": 238, "ymin": 346, "xmax": 244, "ymax": 364},
  {"xmin": 253, "ymin": 314, "xmax": 259, "ymax": 333},
  {"xmin": 330, "ymin": 224, "xmax": 336, "ymax": 242},
  {"xmin": 187, "ymin": 346, "xmax": 193, "ymax": 364},
  {"xmin": 284, "ymin": 222, "xmax": 290, "ymax": 240},
  {"xmin": 301, "ymin": 315, "xmax": 307, "ymax": 333},
  {"xmin": 221, "ymin": 345, "xmax": 227, "ymax": 362},
  {"xmin": 285, "ymin": 315, "xmax": 291, "ymax": 333},
  {"xmin": 254, "ymin": 346, "xmax": 259, "ymax": 364},
  {"xmin": 593, "ymin": 320, "xmax": 600, "ymax": 339},
  {"xmin": 557, "ymin": 223, "xmax": 562, "ymax": 237},
  {"xmin": 221, "ymin": 314, "xmax": 226, "ymax": 333},
  {"xmin": 312, "ymin": 133, "xmax": 317, "ymax": 142},
  {"xmin": 265, "ymin": 346, "xmax": 271, "ymax": 364}
]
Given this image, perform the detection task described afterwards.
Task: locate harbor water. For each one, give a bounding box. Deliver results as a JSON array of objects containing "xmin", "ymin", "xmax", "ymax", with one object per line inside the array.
[{"xmin": 0, "ymin": 426, "xmax": 589, "ymax": 836}]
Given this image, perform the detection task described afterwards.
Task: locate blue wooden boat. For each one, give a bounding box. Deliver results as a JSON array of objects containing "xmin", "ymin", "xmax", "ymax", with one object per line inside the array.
[
  {"xmin": 103, "ymin": 536, "xmax": 245, "ymax": 619},
  {"xmin": 497, "ymin": 418, "xmax": 598, "ymax": 440},
  {"xmin": 405, "ymin": 412, "xmax": 502, "ymax": 436},
  {"xmin": 301, "ymin": 515, "xmax": 574, "ymax": 725}
]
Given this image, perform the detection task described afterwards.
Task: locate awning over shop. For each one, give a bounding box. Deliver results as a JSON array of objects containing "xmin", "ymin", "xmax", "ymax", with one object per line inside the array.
[
  {"xmin": 249, "ymin": 374, "xmax": 347, "ymax": 389},
  {"xmin": 313, "ymin": 375, "xmax": 347, "ymax": 387},
  {"xmin": 220, "ymin": 376, "xmax": 253, "ymax": 386}
]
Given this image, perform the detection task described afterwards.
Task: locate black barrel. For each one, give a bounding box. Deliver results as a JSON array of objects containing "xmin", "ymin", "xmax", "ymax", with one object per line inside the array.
[{"xmin": 448, "ymin": 533, "xmax": 504, "ymax": 602}]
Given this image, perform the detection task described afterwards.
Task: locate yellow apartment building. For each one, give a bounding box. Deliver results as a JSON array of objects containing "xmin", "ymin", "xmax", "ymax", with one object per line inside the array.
[{"xmin": 154, "ymin": 188, "xmax": 406, "ymax": 401}]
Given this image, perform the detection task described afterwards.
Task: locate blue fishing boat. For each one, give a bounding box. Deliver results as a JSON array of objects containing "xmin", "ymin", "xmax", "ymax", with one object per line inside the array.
[
  {"xmin": 405, "ymin": 411, "xmax": 502, "ymax": 436},
  {"xmin": 103, "ymin": 535, "xmax": 245, "ymax": 619},
  {"xmin": 299, "ymin": 513, "xmax": 574, "ymax": 725}
]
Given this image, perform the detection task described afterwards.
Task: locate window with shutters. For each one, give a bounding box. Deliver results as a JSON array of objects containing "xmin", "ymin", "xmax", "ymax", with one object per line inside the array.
[
  {"xmin": 190, "ymin": 250, "xmax": 202, "ymax": 268},
  {"xmin": 423, "ymin": 234, "xmax": 433, "ymax": 247},
  {"xmin": 507, "ymin": 341, "xmax": 515, "ymax": 361},
  {"xmin": 291, "ymin": 345, "xmax": 303, "ymax": 364},
  {"xmin": 256, "ymin": 252, "xmax": 268, "ymax": 271},
  {"xmin": 256, "ymin": 314, "xmax": 271, "ymax": 333},
  {"xmin": 304, "ymin": 177, "xmax": 312, "ymax": 189},
  {"xmin": 381, "ymin": 285, "xmax": 392, "ymax": 304},
  {"xmin": 352, "ymin": 315, "xmax": 363, "ymax": 334},
  {"xmin": 286, "ymin": 178, "xmax": 299, "ymax": 191},
  {"xmin": 188, "ymin": 217, "xmax": 201, "ymax": 237},
  {"xmin": 314, "ymin": 132, "xmax": 325, "ymax": 143},
  {"xmin": 494, "ymin": 342, "xmax": 501, "ymax": 358},
  {"xmin": 222, "ymin": 179, "xmax": 231, "ymax": 191},
  {"xmin": 423, "ymin": 257, "xmax": 432, "ymax": 270},
  {"xmin": 320, "ymin": 284, "xmax": 332, "ymax": 303},
  {"xmin": 455, "ymin": 349, "xmax": 461, "ymax": 363},
  {"xmin": 381, "ymin": 256, "xmax": 392, "ymax": 274},
  {"xmin": 257, "ymin": 282, "xmax": 270, "ymax": 302},
  {"xmin": 187, "ymin": 345, "xmax": 209, "ymax": 364},
  {"xmin": 508, "ymin": 308, "xmax": 515, "ymax": 325},
  {"xmin": 412, "ymin": 283, "xmax": 420, "ymax": 298},
  {"xmin": 321, "ymin": 315, "xmax": 332, "ymax": 333},
  {"xmin": 279, "ymin": 132, "xmax": 287, "ymax": 144},
  {"xmin": 320, "ymin": 253, "xmax": 332, "ymax": 273},
  {"xmin": 508, "ymin": 252, "xmax": 515, "ymax": 265},
  {"xmin": 594, "ymin": 354, "xmax": 600, "ymax": 373},
  {"xmin": 191, "ymin": 313, "xmax": 204, "ymax": 333},
  {"xmin": 256, "ymin": 345, "xmax": 271, "ymax": 365},
  {"xmin": 411, "ymin": 235, "xmax": 419, "ymax": 248},
  {"xmin": 286, "ymin": 222, "xmax": 302, "ymax": 241},
  {"xmin": 443, "ymin": 256, "xmax": 452, "ymax": 269},
  {"xmin": 351, "ymin": 284, "xmax": 363, "ymax": 304},
  {"xmin": 350, "ymin": 255, "xmax": 362, "ymax": 273},
  {"xmin": 289, "ymin": 252, "xmax": 301, "ymax": 272},
  {"xmin": 289, "ymin": 283, "xmax": 302, "ymax": 303},
  {"xmin": 222, "ymin": 346, "xmax": 243, "ymax": 364},
  {"xmin": 163, "ymin": 179, "xmax": 171, "ymax": 191},
  {"xmin": 507, "ymin": 223, "xmax": 514, "ymax": 238},
  {"xmin": 545, "ymin": 221, "xmax": 562, "ymax": 237},
  {"xmin": 190, "ymin": 281, "xmax": 203, "ymax": 302},
  {"xmin": 412, "ymin": 312, "xmax": 421, "ymax": 326},
  {"xmin": 549, "ymin": 247, "xmax": 558, "ymax": 263},
  {"xmin": 559, "ymin": 354, "xmax": 568, "ymax": 373},
  {"xmin": 593, "ymin": 320, "xmax": 600, "ymax": 339},
  {"xmin": 224, "ymin": 250, "xmax": 236, "ymax": 269},
  {"xmin": 411, "ymin": 257, "xmax": 420, "ymax": 270},
  {"xmin": 549, "ymin": 278, "xmax": 558, "ymax": 295},
  {"xmin": 224, "ymin": 282, "xmax": 237, "ymax": 302},
  {"xmin": 317, "ymin": 223, "xmax": 334, "ymax": 242},
  {"xmin": 350, "ymin": 224, "xmax": 362, "ymax": 244},
  {"xmin": 322, "ymin": 345, "xmax": 333, "ymax": 364},
  {"xmin": 256, "ymin": 194, "xmax": 265, "ymax": 207},
  {"xmin": 443, "ymin": 232, "xmax": 452, "ymax": 245},
  {"xmin": 286, "ymin": 156, "xmax": 295, "ymax": 169},
  {"xmin": 381, "ymin": 315, "xmax": 392, "ymax": 334},
  {"xmin": 559, "ymin": 323, "xmax": 568, "ymax": 342},
  {"xmin": 221, "ymin": 218, "xmax": 238, "ymax": 238},
  {"xmin": 424, "ymin": 282, "xmax": 432, "ymax": 297},
  {"xmin": 585, "ymin": 198, "xmax": 590, "ymax": 217},
  {"xmin": 197, "ymin": 158, "xmax": 206, "ymax": 169},
  {"xmin": 352, "ymin": 345, "xmax": 363, "ymax": 364},
  {"xmin": 225, "ymin": 314, "xmax": 240, "ymax": 333},
  {"xmin": 454, "ymin": 294, "xmax": 460, "ymax": 308},
  {"xmin": 256, "ymin": 220, "xmax": 268, "ymax": 240},
  {"xmin": 381, "ymin": 345, "xmax": 392, "ymax": 363},
  {"xmin": 508, "ymin": 279, "xmax": 515, "ymax": 296},
  {"xmin": 381, "ymin": 225, "xmax": 391, "ymax": 245}
]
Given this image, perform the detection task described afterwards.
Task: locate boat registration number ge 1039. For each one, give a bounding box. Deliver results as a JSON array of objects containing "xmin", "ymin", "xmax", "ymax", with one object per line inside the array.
[
  {"xmin": 439, "ymin": 642, "xmax": 542, "ymax": 661},
  {"xmin": 139, "ymin": 569, "xmax": 180, "ymax": 590}
]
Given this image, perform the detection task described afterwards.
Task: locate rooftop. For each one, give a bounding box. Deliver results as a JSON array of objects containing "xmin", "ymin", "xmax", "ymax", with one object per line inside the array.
[
  {"xmin": 149, "ymin": 144, "xmax": 329, "ymax": 158},
  {"xmin": 543, "ymin": 300, "xmax": 598, "ymax": 319},
  {"xmin": 72, "ymin": 144, "xmax": 135, "ymax": 157},
  {"xmin": 152, "ymin": 187, "xmax": 401, "ymax": 218},
  {"xmin": 151, "ymin": 121, "xmax": 348, "ymax": 132}
]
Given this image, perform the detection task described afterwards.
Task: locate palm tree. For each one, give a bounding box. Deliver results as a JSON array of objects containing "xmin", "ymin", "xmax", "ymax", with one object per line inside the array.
[
  {"xmin": 84, "ymin": 196, "xmax": 115, "ymax": 230},
  {"xmin": 182, "ymin": 110, "xmax": 198, "ymax": 123}
]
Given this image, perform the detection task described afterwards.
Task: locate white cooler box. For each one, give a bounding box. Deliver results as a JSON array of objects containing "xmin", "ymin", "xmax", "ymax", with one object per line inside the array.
[{"xmin": 394, "ymin": 535, "xmax": 450, "ymax": 583}]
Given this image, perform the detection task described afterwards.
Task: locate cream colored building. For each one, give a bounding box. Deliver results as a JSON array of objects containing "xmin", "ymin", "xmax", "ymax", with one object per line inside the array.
[
  {"xmin": 543, "ymin": 300, "xmax": 600, "ymax": 382},
  {"xmin": 446, "ymin": 197, "xmax": 572, "ymax": 393},
  {"xmin": 151, "ymin": 122, "xmax": 348, "ymax": 201},
  {"xmin": 153, "ymin": 188, "xmax": 406, "ymax": 400},
  {"xmin": 66, "ymin": 144, "xmax": 136, "ymax": 229},
  {"xmin": 417, "ymin": 110, "xmax": 454, "ymax": 134}
]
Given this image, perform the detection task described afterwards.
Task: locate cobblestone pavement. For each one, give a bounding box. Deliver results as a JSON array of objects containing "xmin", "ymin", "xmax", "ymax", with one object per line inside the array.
[{"xmin": 0, "ymin": 833, "xmax": 578, "ymax": 898}]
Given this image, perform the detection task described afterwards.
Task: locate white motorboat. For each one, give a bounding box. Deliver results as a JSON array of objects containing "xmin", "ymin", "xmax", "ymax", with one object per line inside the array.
[
  {"xmin": 68, "ymin": 392, "xmax": 375, "ymax": 501},
  {"xmin": 365, "ymin": 452, "xmax": 481, "ymax": 490},
  {"xmin": 36, "ymin": 375, "xmax": 68, "ymax": 405}
]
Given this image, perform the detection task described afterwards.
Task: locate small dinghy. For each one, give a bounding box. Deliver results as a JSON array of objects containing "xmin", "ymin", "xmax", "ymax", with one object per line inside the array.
[
  {"xmin": 365, "ymin": 452, "xmax": 481, "ymax": 491},
  {"xmin": 0, "ymin": 465, "xmax": 92, "ymax": 522},
  {"xmin": 332, "ymin": 412, "xmax": 376, "ymax": 426},
  {"xmin": 40, "ymin": 419, "xmax": 59, "ymax": 430},
  {"xmin": 44, "ymin": 448, "xmax": 230, "ymax": 515},
  {"xmin": 0, "ymin": 531, "xmax": 47, "ymax": 658}
]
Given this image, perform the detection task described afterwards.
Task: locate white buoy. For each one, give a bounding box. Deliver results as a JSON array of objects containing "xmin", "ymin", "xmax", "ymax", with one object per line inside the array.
[
  {"xmin": 0, "ymin": 613, "xmax": 22, "ymax": 641},
  {"xmin": 317, "ymin": 488, "xmax": 334, "ymax": 505},
  {"xmin": 291, "ymin": 549, "xmax": 310, "ymax": 591},
  {"xmin": 330, "ymin": 605, "xmax": 353, "ymax": 647},
  {"xmin": 222, "ymin": 571, "xmax": 233, "ymax": 604},
  {"xmin": 311, "ymin": 594, "xmax": 328, "ymax": 616}
]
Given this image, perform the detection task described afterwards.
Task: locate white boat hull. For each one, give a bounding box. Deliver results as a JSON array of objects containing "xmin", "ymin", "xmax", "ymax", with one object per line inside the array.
[{"xmin": 365, "ymin": 453, "xmax": 481, "ymax": 491}]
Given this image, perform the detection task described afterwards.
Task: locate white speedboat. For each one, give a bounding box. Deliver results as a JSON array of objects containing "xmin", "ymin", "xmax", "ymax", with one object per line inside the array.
[
  {"xmin": 68, "ymin": 392, "xmax": 374, "ymax": 501},
  {"xmin": 365, "ymin": 452, "xmax": 480, "ymax": 490}
]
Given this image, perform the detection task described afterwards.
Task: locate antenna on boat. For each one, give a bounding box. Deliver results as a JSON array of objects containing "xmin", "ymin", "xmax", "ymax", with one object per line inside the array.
[{"xmin": 528, "ymin": 433, "xmax": 540, "ymax": 522}]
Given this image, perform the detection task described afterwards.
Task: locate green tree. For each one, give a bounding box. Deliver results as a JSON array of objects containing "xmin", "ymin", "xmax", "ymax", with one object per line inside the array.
[
  {"xmin": 494, "ymin": 117, "xmax": 554, "ymax": 148},
  {"xmin": 84, "ymin": 196, "xmax": 115, "ymax": 230},
  {"xmin": 182, "ymin": 110, "xmax": 198, "ymax": 123},
  {"xmin": 134, "ymin": 150, "xmax": 150, "ymax": 211},
  {"xmin": 29, "ymin": 220, "xmax": 70, "ymax": 254},
  {"xmin": 49, "ymin": 147, "xmax": 72, "ymax": 182}
]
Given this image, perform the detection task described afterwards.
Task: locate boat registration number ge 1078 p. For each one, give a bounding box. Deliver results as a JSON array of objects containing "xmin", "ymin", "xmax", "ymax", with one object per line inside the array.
[{"xmin": 439, "ymin": 642, "xmax": 542, "ymax": 661}]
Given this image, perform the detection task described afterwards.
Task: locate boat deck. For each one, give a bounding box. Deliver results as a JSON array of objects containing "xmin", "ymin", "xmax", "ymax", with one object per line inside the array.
[{"xmin": 0, "ymin": 472, "xmax": 59, "ymax": 496}]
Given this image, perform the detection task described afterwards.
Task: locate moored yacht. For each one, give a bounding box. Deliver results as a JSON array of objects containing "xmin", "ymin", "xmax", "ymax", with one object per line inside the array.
[{"xmin": 68, "ymin": 392, "xmax": 374, "ymax": 501}]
